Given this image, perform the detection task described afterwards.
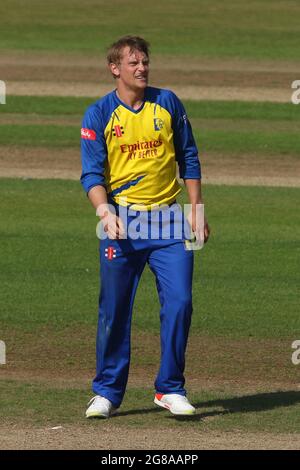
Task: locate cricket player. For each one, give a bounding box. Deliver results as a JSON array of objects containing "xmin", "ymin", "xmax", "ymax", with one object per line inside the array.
[{"xmin": 80, "ymin": 36, "xmax": 210, "ymax": 418}]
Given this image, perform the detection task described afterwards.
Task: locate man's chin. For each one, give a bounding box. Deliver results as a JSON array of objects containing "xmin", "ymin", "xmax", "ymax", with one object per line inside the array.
[{"xmin": 135, "ymin": 80, "xmax": 148, "ymax": 89}]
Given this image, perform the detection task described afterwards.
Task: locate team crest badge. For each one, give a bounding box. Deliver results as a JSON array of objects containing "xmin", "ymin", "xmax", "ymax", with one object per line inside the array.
[{"xmin": 154, "ymin": 118, "xmax": 164, "ymax": 131}]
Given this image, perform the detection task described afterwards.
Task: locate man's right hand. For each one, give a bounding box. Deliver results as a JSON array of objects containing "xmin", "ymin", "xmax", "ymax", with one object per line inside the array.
[{"xmin": 100, "ymin": 210, "xmax": 125, "ymax": 239}]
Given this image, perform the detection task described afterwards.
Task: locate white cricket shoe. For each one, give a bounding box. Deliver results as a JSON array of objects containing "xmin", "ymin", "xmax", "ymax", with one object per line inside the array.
[
  {"xmin": 86, "ymin": 395, "xmax": 118, "ymax": 419},
  {"xmin": 154, "ymin": 393, "xmax": 196, "ymax": 415}
]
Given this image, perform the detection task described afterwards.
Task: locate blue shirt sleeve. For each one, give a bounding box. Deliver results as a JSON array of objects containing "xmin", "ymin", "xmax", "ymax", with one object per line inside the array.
[
  {"xmin": 169, "ymin": 91, "xmax": 201, "ymax": 180},
  {"xmin": 80, "ymin": 104, "xmax": 107, "ymax": 194}
]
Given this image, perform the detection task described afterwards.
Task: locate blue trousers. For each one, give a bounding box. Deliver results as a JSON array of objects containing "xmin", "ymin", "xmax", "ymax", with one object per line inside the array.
[{"xmin": 92, "ymin": 216, "xmax": 194, "ymax": 408}]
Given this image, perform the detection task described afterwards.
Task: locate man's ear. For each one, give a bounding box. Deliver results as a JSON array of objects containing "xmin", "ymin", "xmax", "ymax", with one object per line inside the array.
[{"xmin": 109, "ymin": 63, "xmax": 120, "ymax": 79}]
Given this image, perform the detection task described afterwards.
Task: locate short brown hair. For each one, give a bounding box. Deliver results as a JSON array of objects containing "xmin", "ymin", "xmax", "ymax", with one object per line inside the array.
[{"xmin": 107, "ymin": 35, "xmax": 150, "ymax": 65}]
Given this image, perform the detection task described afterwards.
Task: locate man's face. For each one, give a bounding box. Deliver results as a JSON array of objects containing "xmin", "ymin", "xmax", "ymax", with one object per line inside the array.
[{"xmin": 111, "ymin": 46, "xmax": 149, "ymax": 91}]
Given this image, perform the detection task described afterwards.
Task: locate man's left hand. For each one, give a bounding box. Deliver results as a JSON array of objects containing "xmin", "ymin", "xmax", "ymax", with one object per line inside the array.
[{"xmin": 187, "ymin": 205, "xmax": 210, "ymax": 245}]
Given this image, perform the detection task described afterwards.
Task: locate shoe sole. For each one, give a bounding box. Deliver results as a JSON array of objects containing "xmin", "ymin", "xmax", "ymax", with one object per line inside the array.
[
  {"xmin": 86, "ymin": 412, "xmax": 109, "ymax": 419},
  {"xmin": 86, "ymin": 409, "xmax": 118, "ymax": 419},
  {"xmin": 154, "ymin": 397, "xmax": 196, "ymax": 416}
]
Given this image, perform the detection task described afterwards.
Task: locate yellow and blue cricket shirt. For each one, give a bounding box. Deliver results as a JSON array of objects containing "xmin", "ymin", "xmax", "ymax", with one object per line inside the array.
[{"xmin": 80, "ymin": 87, "xmax": 201, "ymax": 208}]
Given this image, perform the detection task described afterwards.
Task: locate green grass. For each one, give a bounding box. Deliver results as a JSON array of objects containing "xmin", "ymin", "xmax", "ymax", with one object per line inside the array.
[
  {"xmin": 184, "ymin": 101, "xmax": 300, "ymax": 122},
  {"xmin": 3, "ymin": 97, "xmax": 300, "ymax": 122},
  {"xmin": 195, "ymin": 129, "xmax": 300, "ymax": 156},
  {"xmin": 1, "ymin": 0, "xmax": 300, "ymax": 59},
  {"xmin": 1, "ymin": 380, "xmax": 300, "ymax": 433},
  {"xmin": 0, "ymin": 178, "xmax": 299, "ymax": 339},
  {"xmin": 2, "ymin": 97, "xmax": 299, "ymax": 156},
  {"xmin": 1, "ymin": 123, "xmax": 299, "ymax": 157},
  {"xmin": 0, "ymin": 124, "xmax": 79, "ymax": 147},
  {"xmin": 1, "ymin": 178, "xmax": 299, "ymax": 434},
  {"xmin": 1, "ymin": 96, "xmax": 95, "ymax": 116}
]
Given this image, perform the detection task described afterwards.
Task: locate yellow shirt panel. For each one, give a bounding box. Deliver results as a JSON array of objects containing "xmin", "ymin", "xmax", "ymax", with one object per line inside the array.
[{"xmin": 104, "ymin": 102, "xmax": 181, "ymax": 208}]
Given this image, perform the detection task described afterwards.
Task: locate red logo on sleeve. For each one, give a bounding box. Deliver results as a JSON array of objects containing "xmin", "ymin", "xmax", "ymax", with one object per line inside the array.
[{"xmin": 81, "ymin": 128, "xmax": 96, "ymax": 140}]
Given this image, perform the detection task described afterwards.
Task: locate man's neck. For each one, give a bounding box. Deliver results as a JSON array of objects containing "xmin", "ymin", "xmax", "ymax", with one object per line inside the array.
[{"xmin": 116, "ymin": 87, "xmax": 145, "ymax": 110}]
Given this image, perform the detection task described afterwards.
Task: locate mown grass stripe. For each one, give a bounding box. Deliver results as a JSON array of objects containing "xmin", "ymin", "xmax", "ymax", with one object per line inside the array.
[
  {"xmin": 1, "ymin": 379, "xmax": 300, "ymax": 432},
  {"xmin": 2, "ymin": 96, "xmax": 300, "ymax": 122},
  {"xmin": 0, "ymin": 124, "xmax": 79, "ymax": 147},
  {"xmin": 1, "ymin": 0, "xmax": 300, "ymax": 59},
  {"xmin": 194, "ymin": 129, "xmax": 300, "ymax": 156},
  {"xmin": 0, "ymin": 124, "xmax": 299, "ymax": 156}
]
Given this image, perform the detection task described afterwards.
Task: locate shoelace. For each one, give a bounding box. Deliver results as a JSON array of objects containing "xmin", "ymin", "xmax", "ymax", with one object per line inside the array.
[
  {"xmin": 88, "ymin": 396, "xmax": 109, "ymax": 407},
  {"xmin": 167, "ymin": 394, "xmax": 189, "ymax": 402}
]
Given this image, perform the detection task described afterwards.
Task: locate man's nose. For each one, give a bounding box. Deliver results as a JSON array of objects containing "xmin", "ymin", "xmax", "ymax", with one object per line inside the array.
[{"xmin": 138, "ymin": 62, "xmax": 147, "ymax": 72}]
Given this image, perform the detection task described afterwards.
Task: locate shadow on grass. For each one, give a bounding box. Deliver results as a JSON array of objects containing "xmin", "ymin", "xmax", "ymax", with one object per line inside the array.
[{"xmin": 115, "ymin": 391, "xmax": 300, "ymax": 422}]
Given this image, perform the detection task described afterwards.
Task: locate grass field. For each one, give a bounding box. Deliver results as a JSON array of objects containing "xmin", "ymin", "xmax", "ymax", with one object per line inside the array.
[
  {"xmin": 1, "ymin": 0, "xmax": 300, "ymax": 451},
  {"xmin": 1, "ymin": 180, "xmax": 299, "ymax": 445},
  {"xmin": 0, "ymin": 179, "xmax": 299, "ymax": 338},
  {"xmin": 3, "ymin": 96, "xmax": 299, "ymax": 120},
  {"xmin": 1, "ymin": 97, "xmax": 300, "ymax": 158},
  {"xmin": 1, "ymin": 0, "xmax": 300, "ymax": 59}
]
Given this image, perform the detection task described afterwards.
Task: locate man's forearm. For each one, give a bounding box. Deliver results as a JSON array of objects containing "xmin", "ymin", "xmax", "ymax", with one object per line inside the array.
[
  {"xmin": 88, "ymin": 185, "xmax": 109, "ymax": 217},
  {"xmin": 88, "ymin": 184, "xmax": 125, "ymax": 238},
  {"xmin": 184, "ymin": 179, "xmax": 203, "ymax": 205},
  {"xmin": 184, "ymin": 178, "xmax": 209, "ymax": 241}
]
